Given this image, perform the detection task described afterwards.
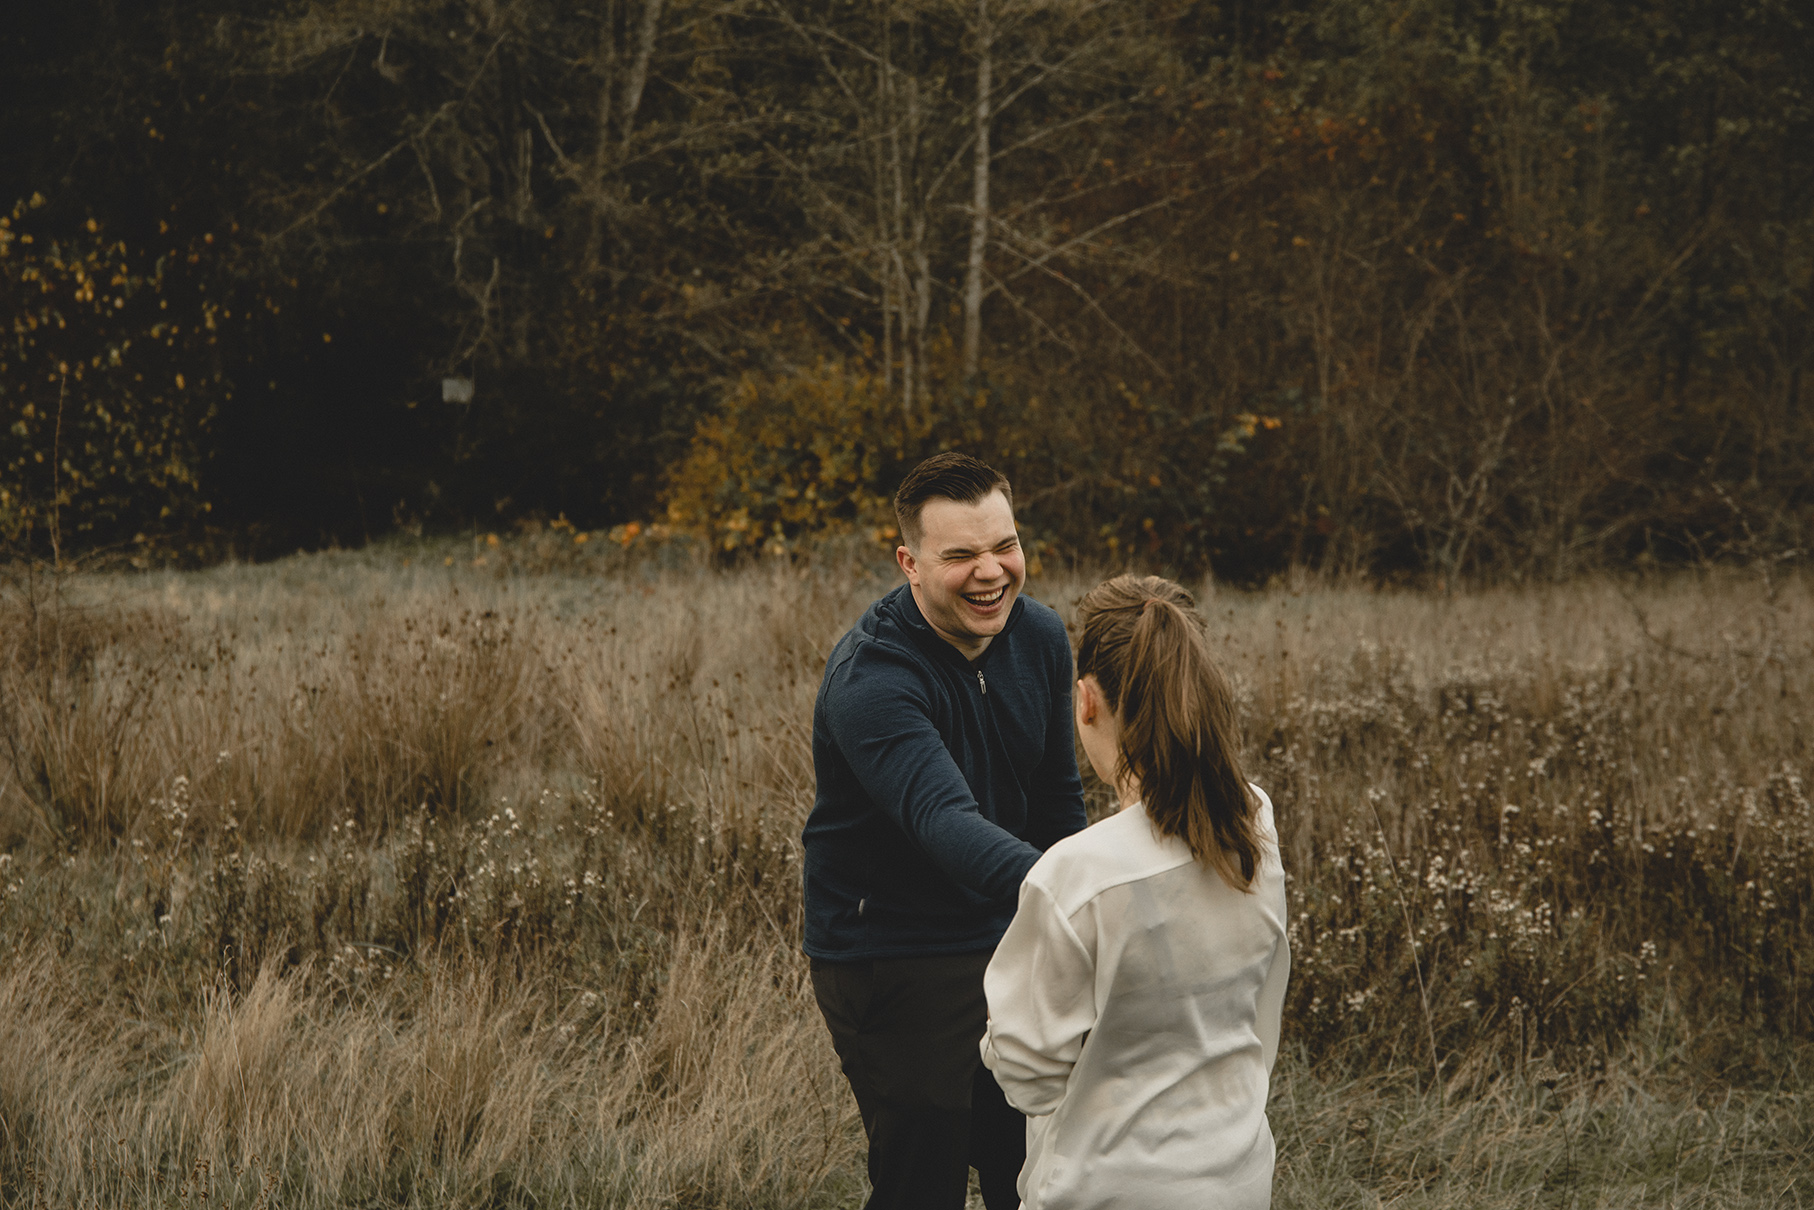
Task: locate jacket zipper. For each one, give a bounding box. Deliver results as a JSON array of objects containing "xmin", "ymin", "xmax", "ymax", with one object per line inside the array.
[{"xmin": 977, "ymin": 668, "xmax": 987, "ymax": 695}]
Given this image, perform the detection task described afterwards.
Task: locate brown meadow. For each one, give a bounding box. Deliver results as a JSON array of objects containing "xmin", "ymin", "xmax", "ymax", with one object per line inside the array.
[{"xmin": 0, "ymin": 547, "xmax": 1809, "ymax": 1208}]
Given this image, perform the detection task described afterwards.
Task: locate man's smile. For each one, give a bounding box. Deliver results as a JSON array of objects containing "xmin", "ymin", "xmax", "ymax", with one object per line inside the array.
[{"xmin": 963, "ymin": 586, "xmax": 1008, "ymax": 610}]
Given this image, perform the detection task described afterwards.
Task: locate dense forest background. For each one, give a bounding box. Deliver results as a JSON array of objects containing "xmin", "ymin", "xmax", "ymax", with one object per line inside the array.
[{"xmin": 2, "ymin": 0, "xmax": 1809, "ymax": 580}]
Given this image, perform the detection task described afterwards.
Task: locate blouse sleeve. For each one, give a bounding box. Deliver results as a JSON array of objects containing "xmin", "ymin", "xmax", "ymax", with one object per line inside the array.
[
  {"xmin": 1254, "ymin": 927, "xmax": 1290, "ymax": 1073},
  {"xmin": 1251, "ymin": 785, "xmax": 1291, "ymax": 1074},
  {"xmin": 979, "ymin": 879, "xmax": 1097, "ymax": 1117}
]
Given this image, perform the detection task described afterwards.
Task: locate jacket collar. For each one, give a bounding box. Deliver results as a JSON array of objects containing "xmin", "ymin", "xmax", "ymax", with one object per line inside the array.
[{"xmin": 889, "ymin": 581, "xmax": 1025, "ymax": 667}]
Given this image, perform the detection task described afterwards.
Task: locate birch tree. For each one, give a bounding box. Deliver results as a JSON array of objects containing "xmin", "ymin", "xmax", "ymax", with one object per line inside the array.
[{"xmin": 754, "ymin": 0, "xmax": 1160, "ymax": 413}]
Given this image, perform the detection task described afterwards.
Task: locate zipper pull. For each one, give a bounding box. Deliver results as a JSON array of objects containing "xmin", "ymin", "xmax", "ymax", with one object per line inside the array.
[{"xmin": 977, "ymin": 669, "xmax": 987, "ymax": 695}]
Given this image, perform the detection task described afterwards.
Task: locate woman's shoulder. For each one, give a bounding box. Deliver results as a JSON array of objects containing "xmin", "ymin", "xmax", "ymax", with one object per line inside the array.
[
  {"xmin": 1026, "ymin": 805, "xmax": 1194, "ymax": 915},
  {"xmin": 1028, "ymin": 783, "xmax": 1281, "ymax": 914},
  {"xmin": 1249, "ymin": 782, "xmax": 1282, "ymax": 853},
  {"xmin": 1249, "ymin": 781, "xmax": 1276, "ymax": 831}
]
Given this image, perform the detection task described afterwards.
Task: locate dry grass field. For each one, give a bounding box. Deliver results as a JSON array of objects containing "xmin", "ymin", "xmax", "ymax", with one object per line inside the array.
[{"xmin": 0, "ymin": 544, "xmax": 1809, "ymax": 1208}]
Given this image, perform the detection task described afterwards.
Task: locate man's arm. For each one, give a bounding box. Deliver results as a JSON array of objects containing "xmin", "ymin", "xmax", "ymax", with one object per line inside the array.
[{"xmin": 824, "ymin": 650, "xmax": 1042, "ymax": 902}]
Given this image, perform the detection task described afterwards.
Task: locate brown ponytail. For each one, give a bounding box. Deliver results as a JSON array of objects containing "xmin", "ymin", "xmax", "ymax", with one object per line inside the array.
[{"xmin": 1075, "ymin": 574, "xmax": 1261, "ymax": 890}]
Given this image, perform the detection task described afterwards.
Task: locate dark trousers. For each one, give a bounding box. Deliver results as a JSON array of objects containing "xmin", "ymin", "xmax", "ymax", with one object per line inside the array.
[{"xmin": 811, "ymin": 951, "xmax": 1025, "ymax": 1210}]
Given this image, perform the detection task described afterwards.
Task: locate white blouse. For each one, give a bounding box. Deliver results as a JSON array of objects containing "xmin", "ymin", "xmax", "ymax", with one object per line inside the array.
[{"xmin": 981, "ymin": 787, "xmax": 1290, "ymax": 1210}]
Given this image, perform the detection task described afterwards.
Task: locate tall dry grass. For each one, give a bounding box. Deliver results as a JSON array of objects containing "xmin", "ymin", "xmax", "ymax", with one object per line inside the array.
[{"xmin": 0, "ymin": 547, "xmax": 1809, "ymax": 1207}]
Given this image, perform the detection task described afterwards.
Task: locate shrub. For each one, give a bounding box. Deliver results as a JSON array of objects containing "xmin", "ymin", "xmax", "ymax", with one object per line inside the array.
[{"xmin": 666, "ymin": 357, "xmax": 930, "ymax": 554}]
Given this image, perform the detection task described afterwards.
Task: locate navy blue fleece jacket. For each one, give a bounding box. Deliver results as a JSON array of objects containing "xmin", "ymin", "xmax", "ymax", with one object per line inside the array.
[{"xmin": 802, "ymin": 583, "xmax": 1088, "ymax": 961}]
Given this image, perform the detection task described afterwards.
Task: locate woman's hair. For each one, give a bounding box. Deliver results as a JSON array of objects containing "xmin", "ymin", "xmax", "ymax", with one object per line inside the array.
[{"xmin": 1075, "ymin": 574, "xmax": 1261, "ymax": 890}]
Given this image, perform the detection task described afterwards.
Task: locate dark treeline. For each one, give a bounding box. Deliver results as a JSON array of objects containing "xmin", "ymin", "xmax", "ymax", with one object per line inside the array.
[{"xmin": 2, "ymin": 0, "xmax": 1809, "ymax": 579}]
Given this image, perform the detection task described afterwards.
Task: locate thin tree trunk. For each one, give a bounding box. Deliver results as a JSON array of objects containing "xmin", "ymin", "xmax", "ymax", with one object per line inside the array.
[
  {"xmin": 620, "ymin": 0, "xmax": 665, "ymax": 153},
  {"xmin": 890, "ymin": 44, "xmax": 923, "ymax": 419},
  {"xmin": 581, "ymin": 0, "xmax": 662, "ymax": 279},
  {"xmin": 913, "ymin": 212, "xmax": 931, "ymax": 406},
  {"xmin": 891, "ymin": 71, "xmax": 914, "ymax": 416},
  {"xmin": 962, "ymin": 0, "xmax": 991, "ymax": 384},
  {"xmin": 582, "ymin": 1, "xmax": 621, "ymax": 276},
  {"xmin": 907, "ymin": 47, "xmax": 929, "ymax": 415},
  {"xmin": 876, "ymin": 5, "xmax": 896, "ymax": 396}
]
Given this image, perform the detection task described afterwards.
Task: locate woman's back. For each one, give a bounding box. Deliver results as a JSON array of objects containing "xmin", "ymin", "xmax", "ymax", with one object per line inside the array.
[{"xmin": 982, "ymin": 788, "xmax": 1290, "ymax": 1210}]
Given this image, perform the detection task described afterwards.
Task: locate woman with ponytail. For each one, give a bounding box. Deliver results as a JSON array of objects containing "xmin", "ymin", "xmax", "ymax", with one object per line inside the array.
[{"xmin": 981, "ymin": 575, "xmax": 1290, "ymax": 1209}]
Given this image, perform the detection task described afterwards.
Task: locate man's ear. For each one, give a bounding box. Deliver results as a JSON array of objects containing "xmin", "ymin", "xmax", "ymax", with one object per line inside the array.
[{"xmin": 896, "ymin": 544, "xmax": 920, "ymax": 585}]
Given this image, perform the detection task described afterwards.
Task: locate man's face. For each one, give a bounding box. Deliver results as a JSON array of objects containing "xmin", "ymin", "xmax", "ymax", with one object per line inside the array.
[{"xmin": 897, "ymin": 490, "xmax": 1026, "ymax": 660}]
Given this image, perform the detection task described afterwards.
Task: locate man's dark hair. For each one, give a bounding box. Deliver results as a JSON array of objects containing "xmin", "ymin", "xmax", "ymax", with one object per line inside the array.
[{"xmin": 893, "ymin": 453, "xmax": 1013, "ymax": 550}]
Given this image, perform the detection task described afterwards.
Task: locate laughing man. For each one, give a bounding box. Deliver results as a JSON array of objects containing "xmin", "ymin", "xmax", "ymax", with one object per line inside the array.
[{"xmin": 803, "ymin": 452, "xmax": 1089, "ymax": 1210}]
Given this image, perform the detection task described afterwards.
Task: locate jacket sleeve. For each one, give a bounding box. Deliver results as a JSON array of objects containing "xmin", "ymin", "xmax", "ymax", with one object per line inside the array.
[
  {"xmin": 1024, "ymin": 629, "xmax": 1088, "ymax": 850},
  {"xmin": 980, "ymin": 879, "xmax": 1098, "ymax": 1116},
  {"xmin": 823, "ymin": 647, "xmax": 1042, "ymax": 901}
]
